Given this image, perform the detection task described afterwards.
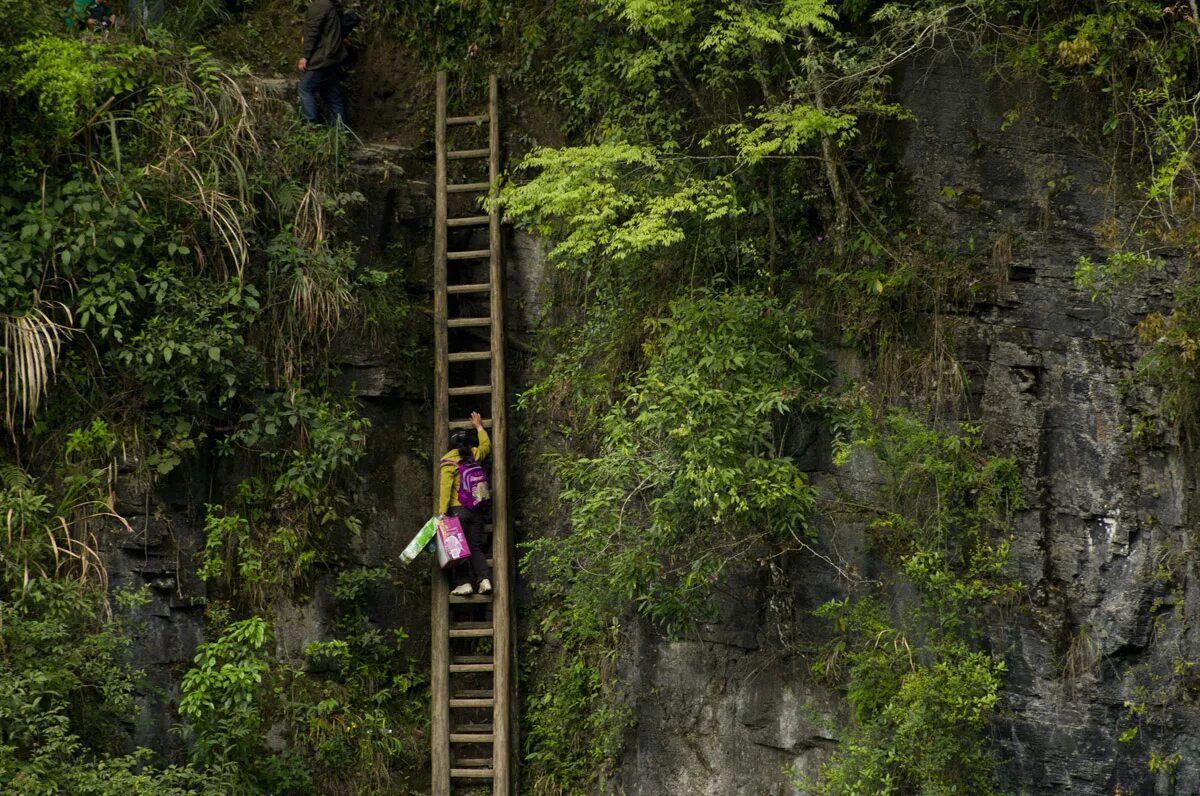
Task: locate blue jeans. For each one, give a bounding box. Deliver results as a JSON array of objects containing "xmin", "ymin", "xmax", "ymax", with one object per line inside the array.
[{"xmin": 298, "ymin": 64, "xmax": 345, "ymax": 125}]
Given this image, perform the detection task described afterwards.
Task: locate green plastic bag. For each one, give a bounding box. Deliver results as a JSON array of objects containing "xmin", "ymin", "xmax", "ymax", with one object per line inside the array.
[
  {"xmin": 400, "ymin": 515, "xmax": 439, "ymax": 564},
  {"xmin": 65, "ymin": 0, "xmax": 93, "ymax": 29}
]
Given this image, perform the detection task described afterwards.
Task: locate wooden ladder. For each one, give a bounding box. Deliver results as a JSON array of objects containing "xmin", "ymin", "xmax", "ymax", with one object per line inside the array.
[{"xmin": 431, "ymin": 72, "xmax": 512, "ymax": 796}]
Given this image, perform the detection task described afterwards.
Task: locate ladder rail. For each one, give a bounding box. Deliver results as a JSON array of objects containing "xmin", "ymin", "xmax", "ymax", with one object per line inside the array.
[
  {"xmin": 488, "ymin": 72, "xmax": 513, "ymax": 796},
  {"xmin": 431, "ymin": 71, "xmax": 452, "ymax": 796}
]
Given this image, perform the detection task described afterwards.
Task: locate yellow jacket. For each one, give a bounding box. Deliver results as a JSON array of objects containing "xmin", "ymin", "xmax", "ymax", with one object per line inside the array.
[{"xmin": 439, "ymin": 428, "xmax": 490, "ymax": 514}]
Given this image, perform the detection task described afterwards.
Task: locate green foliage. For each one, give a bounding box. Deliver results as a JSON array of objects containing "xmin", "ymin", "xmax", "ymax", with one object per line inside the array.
[
  {"xmin": 12, "ymin": 37, "xmax": 98, "ymax": 140},
  {"xmin": 5, "ymin": 37, "xmax": 157, "ymax": 163},
  {"xmin": 223, "ymin": 388, "xmax": 369, "ymax": 504},
  {"xmin": 496, "ymin": 143, "xmax": 740, "ymax": 264},
  {"xmin": 0, "ymin": 19, "xmax": 421, "ymax": 793},
  {"xmin": 527, "ymin": 289, "xmax": 825, "ymax": 631},
  {"xmin": 697, "ymin": 0, "xmax": 837, "ymax": 50},
  {"xmin": 199, "ymin": 388, "xmax": 367, "ymax": 600},
  {"xmin": 178, "ymin": 573, "xmax": 427, "ymax": 794},
  {"xmin": 0, "ymin": 177, "xmax": 170, "ymax": 315},
  {"xmin": 489, "ymin": 0, "xmax": 971, "ymax": 424},
  {"xmin": 1074, "ymin": 251, "xmax": 1165, "ymax": 304},
  {"xmin": 492, "ymin": 0, "xmax": 955, "ymax": 248},
  {"xmin": 860, "ymin": 414, "xmax": 1021, "ymax": 624},
  {"xmin": 179, "ymin": 618, "xmax": 275, "ymax": 771},
  {"xmin": 1128, "ymin": 275, "xmax": 1200, "ymax": 433},
  {"xmin": 522, "ymin": 614, "xmax": 631, "ymax": 796},
  {"xmin": 7, "ymin": 1, "xmax": 1159, "ymax": 793},
  {"xmin": 119, "ymin": 272, "xmax": 263, "ymax": 412},
  {"xmin": 811, "ymin": 613, "xmax": 1006, "ymax": 795},
  {"xmin": 0, "ymin": 458, "xmax": 233, "ymax": 794},
  {"xmin": 366, "ymin": 0, "xmax": 551, "ymax": 77},
  {"xmin": 1002, "ymin": 1, "xmax": 1200, "ymax": 431},
  {"xmin": 808, "ymin": 414, "xmax": 1021, "ymax": 794},
  {"xmin": 5, "ymin": 2, "xmax": 59, "ymax": 47},
  {"xmin": 719, "ymin": 103, "xmax": 860, "ymax": 165},
  {"xmin": 284, "ymin": 568, "xmax": 427, "ymax": 793},
  {"xmin": 201, "ymin": 389, "xmax": 369, "ymax": 607},
  {"xmin": 521, "ymin": 290, "xmax": 827, "ymax": 790},
  {"xmin": 484, "ymin": 2, "xmax": 992, "ymax": 788},
  {"xmin": 814, "ymin": 232, "xmax": 987, "ymax": 408}
]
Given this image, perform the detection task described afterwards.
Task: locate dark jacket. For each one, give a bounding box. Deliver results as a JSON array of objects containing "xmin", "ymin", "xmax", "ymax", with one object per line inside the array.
[
  {"xmin": 301, "ymin": 0, "xmax": 347, "ymax": 71},
  {"xmin": 90, "ymin": 0, "xmax": 115, "ymax": 23}
]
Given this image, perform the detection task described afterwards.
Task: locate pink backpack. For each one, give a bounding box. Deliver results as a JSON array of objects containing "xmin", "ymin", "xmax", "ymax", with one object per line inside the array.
[{"xmin": 445, "ymin": 457, "xmax": 491, "ymax": 510}]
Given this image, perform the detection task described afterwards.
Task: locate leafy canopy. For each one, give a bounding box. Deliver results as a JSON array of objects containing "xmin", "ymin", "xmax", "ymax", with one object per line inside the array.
[{"xmin": 526, "ymin": 289, "xmax": 826, "ymax": 632}]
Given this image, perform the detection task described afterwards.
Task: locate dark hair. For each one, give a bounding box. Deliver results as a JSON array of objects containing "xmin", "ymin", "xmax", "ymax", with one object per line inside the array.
[{"xmin": 449, "ymin": 428, "xmax": 475, "ymax": 460}]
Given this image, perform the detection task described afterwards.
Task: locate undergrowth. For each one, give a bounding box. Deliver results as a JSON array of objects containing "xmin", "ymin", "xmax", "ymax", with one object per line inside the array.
[
  {"xmin": 1, "ymin": 10, "xmax": 421, "ymax": 793},
  {"xmin": 802, "ymin": 413, "xmax": 1021, "ymax": 793}
]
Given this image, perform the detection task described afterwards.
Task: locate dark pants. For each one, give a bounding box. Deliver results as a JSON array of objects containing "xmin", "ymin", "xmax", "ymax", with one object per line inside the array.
[
  {"xmin": 449, "ymin": 505, "xmax": 491, "ymax": 587},
  {"xmin": 298, "ymin": 64, "xmax": 345, "ymax": 125}
]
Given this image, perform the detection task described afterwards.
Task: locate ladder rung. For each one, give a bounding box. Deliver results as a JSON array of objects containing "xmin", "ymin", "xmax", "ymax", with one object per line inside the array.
[
  {"xmin": 449, "ymin": 697, "xmax": 495, "ymax": 708},
  {"xmin": 448, "ymin": 593, "xmax": 493, "ymax": 604},
  {"xmin": 447, "ymin": 114, "xmax": 488, "ymax": 126},
  {"xmin": 455, "ymin": 722, "xmax": 494, "ymax": 732},
  {"xmin": 455, "ymin": 689, "xmax": 494, "ymax": 699},
  {"xmin": 448, "ymin": 384, "xmax": 492, "ymax": 397},
  {"xmin": 453, "ymin": 655, "xmax": 492, "ymax": 664},
  {"xmin": 450, "ymin": 661, "xmax": 495, "ymax": 672},
  {"xmin": 449, "ymin": 418, "xmax": 492, "ymax": 429},
  {"xmin": 451, "ymin": 621, "xmax": 492, "ymax": 630},
  {"xmin": 447, "ymin": 283, "xmax": 492, "ymax": 296},
  {"xmin": 451, "ymin": 732, "xmax": 495, "ymax": 743},
  {"xmin": 449, "ymin": 627, "xmax": 493, "ymax": 639},
  {"xmin": 447, "ymin": 317, "xmax": 491, "ymax": 328},
  {"xmin": 447, "ymin": 249, "xmax": 491, "ymax": 261},
  {"xmin": 447, "ymin": 182, "xmax": 491, "ymax": 194},
  {"xmin": 451, "ymin": 768, "xmax": 495, "ymax": 779},
  {"xmin": 454, "ymin": 757, "xmax": 493, "ymax": 767},
  {"xmin": 448, "ymin": 350, "xmax": 491, "ymax": 363},
  {"xmin": 448, "ymin": 148, "xmax": 490, "ymax": 160},
  {"xmin": 447, "ymin": 215, "xmax": 490, "ymax": 228}
]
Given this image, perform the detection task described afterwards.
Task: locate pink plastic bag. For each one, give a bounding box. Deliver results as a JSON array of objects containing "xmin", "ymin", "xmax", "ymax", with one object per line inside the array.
[{"xmin": 435, "ymin": 515, "xmax": 471, "ymax": 570}]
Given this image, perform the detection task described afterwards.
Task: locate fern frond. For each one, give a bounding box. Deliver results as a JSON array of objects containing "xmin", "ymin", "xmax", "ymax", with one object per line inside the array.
[{"xmin": 0, "ymin": 463, "xmax": 30, "ymax": 490}]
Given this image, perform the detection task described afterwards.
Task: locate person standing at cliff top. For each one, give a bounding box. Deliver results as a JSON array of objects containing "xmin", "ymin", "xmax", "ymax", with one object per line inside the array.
[
  {"xmin": 87, "ymin": 0, "xmax": 117, "ymax": 29},
  {"xmin": 297, "ymin": 0, "xmax": 348, "ymax": 126}
]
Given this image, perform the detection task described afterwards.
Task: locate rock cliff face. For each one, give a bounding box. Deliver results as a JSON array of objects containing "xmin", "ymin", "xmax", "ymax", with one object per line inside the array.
[
  {"xmin": 617, "ymin": 56, "xmax": 1200, "ymax": 796},
  {"xmin": 108, "ymin": 55, "xmax": 1200, "ymax": 793}
]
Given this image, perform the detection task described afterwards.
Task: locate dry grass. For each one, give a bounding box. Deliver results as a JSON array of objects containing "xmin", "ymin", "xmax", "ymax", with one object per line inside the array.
[
  {"xmin": 2, "ymin": 303, "xmax": 72, "ymax": 432},
  {"xmin": 138, "ymin": 68, "xmax": 262, "ymax": 277},
  {"xmin": 991, "ymin": 231, "xmax": 1012, "ymax": 288},
  {"xmin": 1061, "ymin": 626, "xmax": 1097, "ymax": 699},
  {"xmin": 85, "ymin": 59, "xmax": 275, "ymax": 278},
  {"xmin": 271, "ymin": 251, "xmax": 358, "ymax": 383},
  {"xmin": 4, "ymin": 496, "xmax": 125, "ymax": 615},
  {"xmin": 46, "ymin": 513, "xmax": 110, "ymax": 592},
  {"xmin": 290, "ymin": 266, "xmax": 354, "ymax": 339},
  {"xmin": 874, "ymin": 311, "xmax": 967, "ymax": 415}
]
